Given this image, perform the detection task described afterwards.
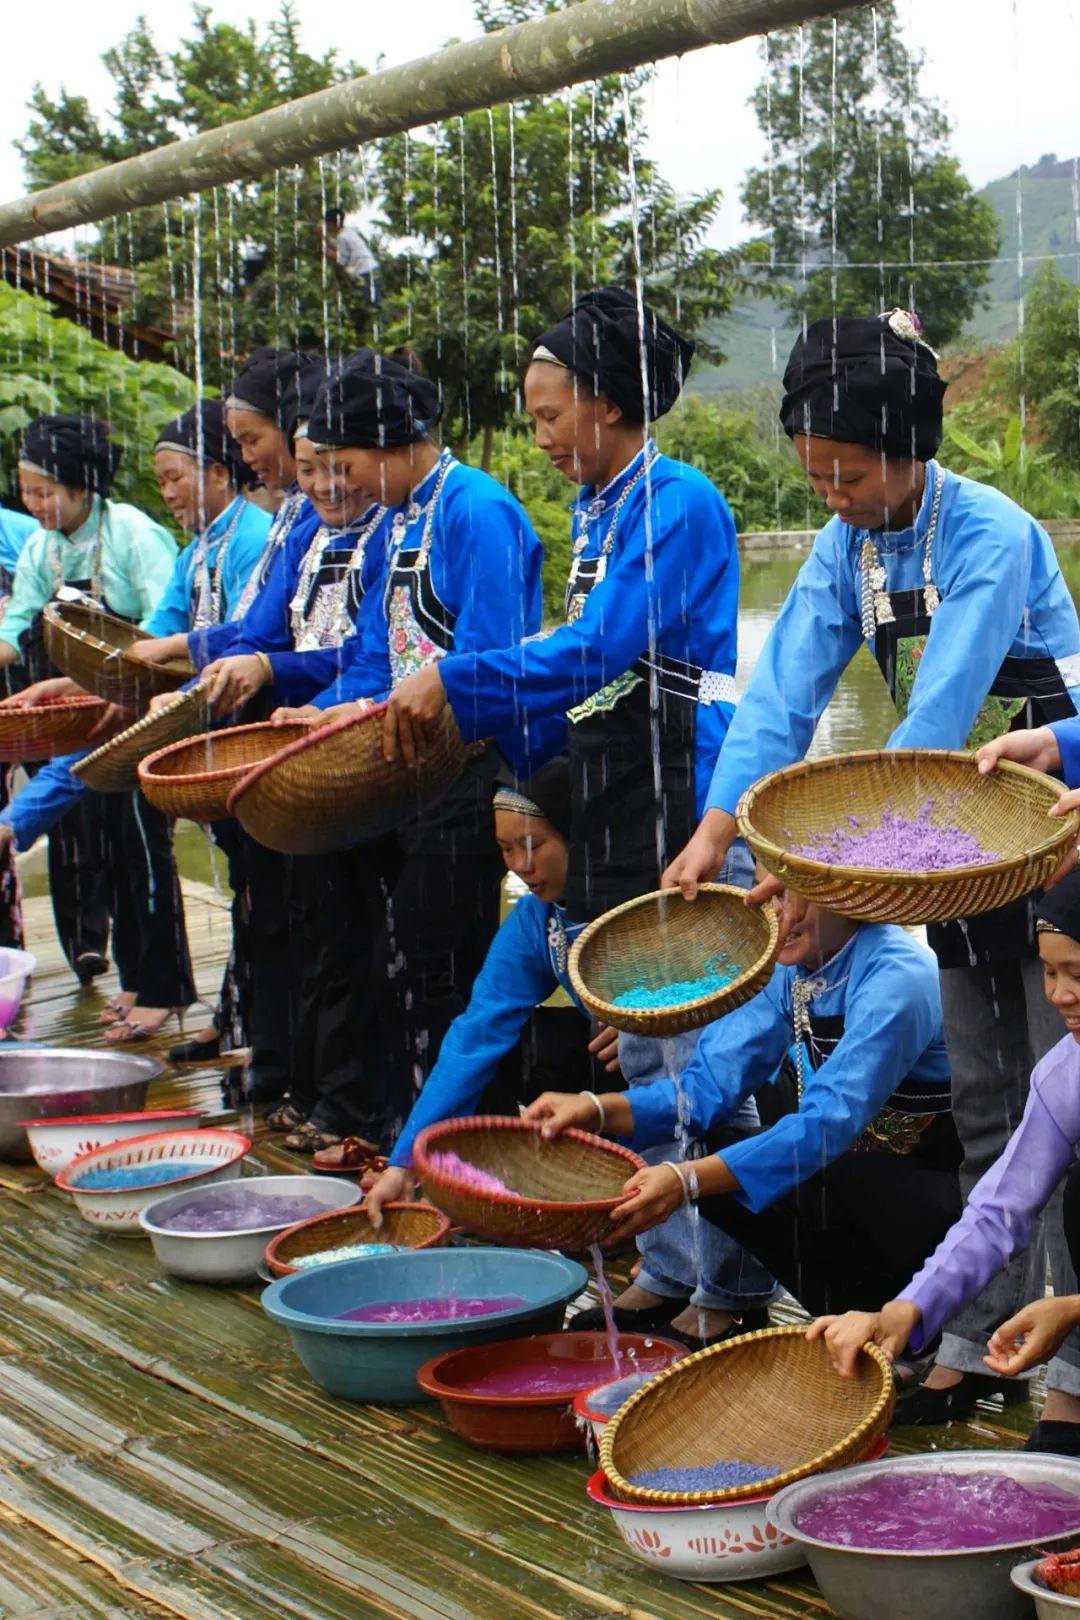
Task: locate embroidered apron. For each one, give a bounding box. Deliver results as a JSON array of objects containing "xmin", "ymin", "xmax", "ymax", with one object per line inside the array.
[
  {"xmin": 289, "ymin": 511, "xmax": 385, "ymax": 654},
  {"xmin": 868, "ymin": 578, "xmax": 1075, "ymax": 965}
]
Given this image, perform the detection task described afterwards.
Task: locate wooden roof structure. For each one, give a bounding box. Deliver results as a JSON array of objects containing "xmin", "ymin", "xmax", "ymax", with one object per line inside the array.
[{"xmin": 0, "ymin": 245, "xmax": 177, "ymax": 364}]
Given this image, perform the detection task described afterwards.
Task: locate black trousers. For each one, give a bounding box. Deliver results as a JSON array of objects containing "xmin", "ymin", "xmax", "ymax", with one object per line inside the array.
[
  {"xmin": 82, "ymin": 791, "xmax": 195, "ymax": 1007},
  {"xmin": 1063, "ymin": 1162, "xmax": 1080, "ymax": 1280},
  {"xmin": 481, "ymin": 1004, "xmax": 613, "ymax": 1116},
  {"xmin": 699, "ymin": 1080, "xmax": 963, "ymax": 1319},
  {"xmin": 211, "ymin": 822, "xmax": 294, "ymax": 1098},
  {"xmin": 306, "ymin": 751, "xmax": 504, "ymax": 1147}
]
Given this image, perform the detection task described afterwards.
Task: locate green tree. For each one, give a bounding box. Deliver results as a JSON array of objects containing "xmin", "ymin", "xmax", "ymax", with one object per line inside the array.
[
  {"xmin": 741, "ymin": 3, "xmax": 1000, "ymax": 348},
  {"xmin": 0, "ymin": 282, "xmax": 195, "ymax": 522},
  {"xmin": 18, "ymin": 5, "xmax": 368, "ymax": 384},
  {"xmin": 991, "ymin": 263, "xmax": 1080, "ymax": 465},
  {"xmin": 377, "ymin": 0, "xmax": 761, "ymax": 465}
]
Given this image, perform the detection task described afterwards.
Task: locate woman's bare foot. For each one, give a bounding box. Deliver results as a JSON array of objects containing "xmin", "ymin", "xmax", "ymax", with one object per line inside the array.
[
  {"xmin": 918, "ymin": 1364, "xmax": 965, "ymax": 1392},
  {"xmin": 669, "ymin": 1304, "xmax": 735, "ymax": 1340},
  {"xmin": 1043, "ymin": 1390, "xmax": 1080, "ymax": 1424},
  {"xmin": 103, "ymin": 1006, "xmax": 182, "ymax": 1044},
  {"xmin": 98, "ymin": 992, "xmax": 136, "ymax": 1027}
]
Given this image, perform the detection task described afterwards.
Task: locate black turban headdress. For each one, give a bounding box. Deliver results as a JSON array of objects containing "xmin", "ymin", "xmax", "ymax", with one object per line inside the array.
[
  {"xmin": 493, "ymin": 757, "xmax": 572, "ymax": 842},
  {"xmin": 20, "ymin": 414, "xmax": 121, "ymax": 496},
  {"xmin": 154, "ymin": 400, "xmax": 258, "ymax": 489},
  {"xmin": 1036, "ymin": 869, "xmax": 1080, "ymax": 944},
  {"xmin": 779, "ymin": 310, "xmax": 946, "ymax": 462},
  {"xmin": 306, "ymin": 350, "xmax": 441, "ymax": 450},
  {"xmin": 282, "ymin": 360, "xmax": 334, "ymax": 452},
  {"xmin": 226, "ymin": 347, "xmax": 323, "ymax": 430},
  {"xmin": 531, "ymin": 286, "xmax": 694, "ymax": 424}
]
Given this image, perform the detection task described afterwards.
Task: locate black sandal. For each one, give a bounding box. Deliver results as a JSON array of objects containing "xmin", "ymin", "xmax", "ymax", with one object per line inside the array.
[
  {"xmin": 895, "ymin": 1370, "xmax": 1030, "ymax": 1425},
  {"xmin": 265, "ymin": 1100, "xmax": 305, "ymax": 1132}
]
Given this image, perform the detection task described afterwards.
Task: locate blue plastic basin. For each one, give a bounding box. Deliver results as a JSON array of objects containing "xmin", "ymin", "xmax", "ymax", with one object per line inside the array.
[{"xmin": 260, "ymin": 1246, "xmax": 589, "ymax": 1403}]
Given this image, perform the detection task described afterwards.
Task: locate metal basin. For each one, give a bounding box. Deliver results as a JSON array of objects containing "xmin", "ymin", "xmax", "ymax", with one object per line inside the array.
[
  {"xmin": 0, "ymin": 1048, "xmax": 163, "ymax": 1162},
  {"xmin": 767, "ymin": 1450, "xmax": 1080, "ymax": 1620}
]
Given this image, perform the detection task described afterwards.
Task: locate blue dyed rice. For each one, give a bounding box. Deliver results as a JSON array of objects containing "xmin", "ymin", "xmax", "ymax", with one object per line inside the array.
[
  {"xmin": 630, "ymin": 1460, "xmax": 778, "ymax": 1491},
  {"xmin": 77, "ymin": 1163, "xmax": 216, "ymax": 1191},
  {"xmin": 292, "ymin": 1242, "xmax": 396, "ymax": 1268},
  {"xmin": 611, "ymin": 954, "xmax": 737, "ymax": 1011}
]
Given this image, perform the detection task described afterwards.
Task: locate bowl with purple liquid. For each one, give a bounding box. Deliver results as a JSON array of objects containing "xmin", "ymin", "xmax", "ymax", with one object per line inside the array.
[
  {"xmin": 767, "ymin": 1450, "xmax": 1080, "ymax": 1620},
  {"xmin": 260, "ymin": 1246, "xmax": 589, "ymax": 1403},
  {"xmin": 139, "ymin": 1174, "xmax": 362, "ymax": 1284},
  {"xmin": 417, "ymin": 1331, "xmax": 686, "ymax": 1454}
]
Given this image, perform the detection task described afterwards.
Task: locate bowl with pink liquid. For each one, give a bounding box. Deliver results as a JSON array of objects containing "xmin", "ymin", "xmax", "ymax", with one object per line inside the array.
[
  {"xmin": 767, "ymin": 1450, "xmax": 1080, "ymax": 1620},
  {"xmin": 260, "ymin": 1246, "xmax": 588, "ymax": 1403},
  {"xmin": 417, "ymin": 1331, "xmax": 687, "ymax": 1454},
  {"xmin": 0, "ymin": 947, "xmax": 34, "ymax": 1032}
]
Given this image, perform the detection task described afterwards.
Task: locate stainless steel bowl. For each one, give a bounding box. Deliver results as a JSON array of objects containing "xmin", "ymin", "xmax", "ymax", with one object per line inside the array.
[
  {"xmin": 0, "ymin": 1048, "xmax": 163, "ymax": 1162},
  {"xmin": 767, "ymin": 1450, "xmax": 1080, "ymax": 1620}
]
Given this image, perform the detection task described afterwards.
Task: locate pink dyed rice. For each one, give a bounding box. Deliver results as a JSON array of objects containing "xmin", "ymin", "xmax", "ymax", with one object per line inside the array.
[
  {"xmin": 794, "ymin": 802, "xmax": 997, "ymax": 872},
  {"xmin": 427, "ymin": 1149, "xmax": 513, "ymax": 1196}
]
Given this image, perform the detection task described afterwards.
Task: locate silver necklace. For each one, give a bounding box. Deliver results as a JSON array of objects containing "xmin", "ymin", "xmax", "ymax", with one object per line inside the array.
[
  {"xmin": 859, "ymin": 462, "xmax": 946, "ymax": 641},
  {"xmin": 792, "ymin": 967, "xmax": 852, "ymax": 1102},
  {"xmin": 290, "ymin": 504, "xmax": 388, "ymax": 651},
  {"xmin": 568, "ymin": 445, "xmax": 658, "ymax": 602},
  {"xmin": 191, "ymin": 499, "xmax": 247, "ymax": 631},
  {"xmin": 233, "ymin": 491, "xmax": 305, "ymax": 621},
  {"xmin": 388, "ymin": 450, "xmax": 455, "ymax": 575}
]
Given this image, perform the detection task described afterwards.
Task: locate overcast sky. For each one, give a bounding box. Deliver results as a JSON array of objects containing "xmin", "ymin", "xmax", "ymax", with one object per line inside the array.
[{"xmin": 0, "ymin": 0, "xmax": 1077, "ymax": 251}]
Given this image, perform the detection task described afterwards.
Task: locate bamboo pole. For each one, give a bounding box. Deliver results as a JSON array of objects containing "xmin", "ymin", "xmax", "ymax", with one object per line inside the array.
[{"xmin": 0, "ymin": 0, "xmax": 867, "ymax": 247}]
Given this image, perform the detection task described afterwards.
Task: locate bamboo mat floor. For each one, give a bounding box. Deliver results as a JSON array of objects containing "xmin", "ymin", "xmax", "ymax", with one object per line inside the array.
[{"xmin": 0, "ymin": 879, "xmax": 1042, "ymax": 1620}]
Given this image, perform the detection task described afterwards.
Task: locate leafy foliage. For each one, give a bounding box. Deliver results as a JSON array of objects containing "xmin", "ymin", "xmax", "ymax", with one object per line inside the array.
[
  {"xmin": 741, "ymin": 3, "xmax": 1000, "ymax": 347},
  {"xmin": 989, "ymin": 263, "xmax": 1080, "ymax": 465},
  {"xmin": 376, "ymin": 0, "xmax": 763, "ymax": 457},
  {"xmin": 0, "ymin": 282, "xmax": 195, "ymax": 520},
  {"xmin": 19, "ymin": 5, "xmax": 366, "ymax": 383}
]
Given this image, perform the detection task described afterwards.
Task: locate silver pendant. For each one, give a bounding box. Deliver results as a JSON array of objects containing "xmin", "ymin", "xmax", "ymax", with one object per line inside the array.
[
  {"xmin": 924, "ymin": 583, "xmax": 940, "ymax": 615},
  {"xmin": 874, "ymin": 592, "xmax": 895, "ymax": 625}
]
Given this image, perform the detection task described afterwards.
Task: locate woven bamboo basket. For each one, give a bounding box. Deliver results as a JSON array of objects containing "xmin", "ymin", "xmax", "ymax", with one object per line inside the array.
[
  {"xmin": 226, "ymin": 701, "xmax": 469, "ymax": 855},
  {"xmin": 0, "ymin": 695, "xmax": 115, "ymax": 763},
  {"xmin": 43, "ymin": 601, "xmax": 195, "ymax": 706},
  {"xmin": 568, "ymin": 884, "xmax": 780, "ymax": 1036},
  {"xmin": 413, "ymin": 1116, "xmax": 644, "ymax": 1251},
  {"xmin": 736, "ymin": 748, "xmax": 1078, "ymax": 926},
  {"xmin": 137, "ymin": 721, "xmax": 315, "ymax": 823},
  {"xmin": 264, "ymin": 1200, "xmax": 452, "ymax": 1278},
  {"xmin": 73, "ymin": 686, "xmax": 213, "ymax": 793},
  {"xmin": 599, "ymin": 1325, "xmax": 894, "ymax": 1507}
]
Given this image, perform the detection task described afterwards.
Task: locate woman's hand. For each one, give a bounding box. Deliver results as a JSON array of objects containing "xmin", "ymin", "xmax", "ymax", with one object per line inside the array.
[
  {"xmin": 806, "ymin": 1301, "xmax": 921, "ymax": 1376},
  {"xmin": 383, "ymin": 665, "xmax": 448, "ymax": 767},
  {"xmin": 3, "ymin": 676, "xmax": 84, "ymax": 708},
  {"xmin": 202, "ymin": 655, "xmax": 271, "ymax": 716},
  {"xmin": 977, "ymin": 726, "xmax": 1061, "ymax": 777},
  {"xmin": 608, "ymin": 1164, "xmax": 684, "ymax": 1238},
  {"xmin": 984, "ymin": 1296, "xmax": 1080, "ymax": 1377},
  {"xmin": 662, "ymin": 808, "xmax": 737, "ymax": 900},
  {"xmin": 588, "ymin": 1024, "xmax": 621, "ymax": 1074},
  {"xmin": 270, "ymin": 704, "xmax": 325, "ymax": 725},
  {"xmin": 0, "ymin": 823, "xmax": 14, "ymax": 857},
  {"xmin": 87, "ymin": 701, "xmax": 126, "ymax": 741},
  {"xmin": 127, "ymin": 633, "xmax": 190, "ymax": 665},
  {"xmin": 364, "ymin": 1165, "xmax": 416, "ymax": 1228},
  {"xmin": 522, "ymin": 1091, "xmax": 601, "ymax": 1139}
]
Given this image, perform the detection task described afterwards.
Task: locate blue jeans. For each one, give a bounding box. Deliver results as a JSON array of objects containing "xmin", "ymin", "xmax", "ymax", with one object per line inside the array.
[{"xmin": 619, "ymin": 839, "xmax": 779, "ymax": 1313}]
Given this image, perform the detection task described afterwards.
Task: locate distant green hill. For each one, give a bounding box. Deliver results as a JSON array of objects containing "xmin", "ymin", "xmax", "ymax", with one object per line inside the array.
[{"xmin": 698, "ymin": 155, "xmax": 1080, "ymax": 394}]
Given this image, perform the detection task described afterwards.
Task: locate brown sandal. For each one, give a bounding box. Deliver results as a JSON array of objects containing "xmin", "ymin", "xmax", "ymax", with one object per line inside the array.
[{"xmin": 265, "ymin": 1101, "xmax": 305, "ymax": 1132}]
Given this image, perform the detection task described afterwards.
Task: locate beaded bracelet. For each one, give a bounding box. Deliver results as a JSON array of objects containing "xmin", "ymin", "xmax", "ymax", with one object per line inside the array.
[{"xmin": 580, "ymin": 1090, "xmax": 605, "ymax": 1131}]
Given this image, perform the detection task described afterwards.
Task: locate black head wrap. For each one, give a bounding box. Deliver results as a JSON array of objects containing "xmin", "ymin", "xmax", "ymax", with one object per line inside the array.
[
  {"xmin": 154, "ymin": 400, "xmax": 257, "ymax": 489},
  {"xmin": 226, "ymin": 347, "xmax": 322, "ymax": 429},
  {"xmin": 306, "ymin": 350, "xmax": 441, "ymax": 450},
  {"xmin": 493, "ymin": 757, "xmax": 572, "ymax": 842},
  {"xmin": 531, "ymin": 286, "xmax": 694, "ymax": 424},
  {"xmin": 1036, "ymin": 869, "xmax": 1080, "ymax": 944},
  {"xmin": 281, "ymin": 361, "xmax": 334, "ymax": 452},
  {"xmin": 779, "ymin": 310, "xmax": 946, "ymax": 461},
  {"xmin": 20, "ymin": 414, "xmax": 121, "ymax": 496}
]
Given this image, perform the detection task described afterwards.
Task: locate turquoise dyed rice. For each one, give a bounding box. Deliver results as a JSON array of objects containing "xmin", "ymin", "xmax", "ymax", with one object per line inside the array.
[
  {"xmin": 76, "ymin": 1162, "xmax": 217, "ymax": 1190},
  {"xmin": 292, "ymin": 1242, "xmax": 396, "ymax": 1269},
  {"xmin": 611, "ymin": 954, "xmax": 737, "ymax": 1010}
]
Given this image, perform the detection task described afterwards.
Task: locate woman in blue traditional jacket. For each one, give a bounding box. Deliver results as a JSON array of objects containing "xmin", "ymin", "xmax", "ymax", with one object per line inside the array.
[
  {"xmin": 0, "ymin": 501, "xmax": 39, "ymax": 951},
  {"xmin": 666, "ymin": 309, "xmax": 1080, "ymax": 1422},
  {"xmin": 526, "ymin": 885, "xmax": 964, "ymax": 1336},
  {"xmin": 272, "ymin": 348, "xmax": 547, "ymax": 1159},
  {"xmin": 365, "ymin": 760, "xmax": 600, "ymax": 1217},
  {"xmin": 373, "ymin": 286, "xmax": 740, "ymax": 923}
]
